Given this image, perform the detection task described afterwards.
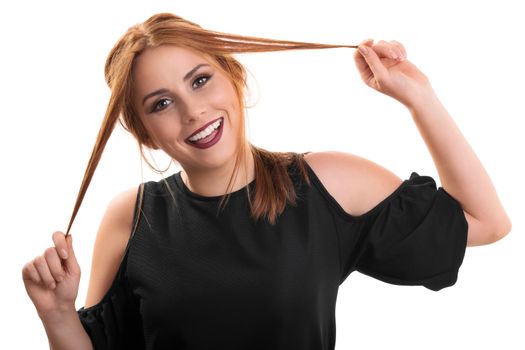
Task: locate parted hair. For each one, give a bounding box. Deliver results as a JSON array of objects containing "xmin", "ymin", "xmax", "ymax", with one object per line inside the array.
[{"xmin": 65, "ymin": 12, "xmax": 356, "ymax": 235}]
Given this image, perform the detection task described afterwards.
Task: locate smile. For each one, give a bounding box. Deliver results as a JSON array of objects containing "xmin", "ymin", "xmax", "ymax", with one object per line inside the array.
[{"xmin": 184, "ymin": 117, "xmax": 224, "ymax": 149}]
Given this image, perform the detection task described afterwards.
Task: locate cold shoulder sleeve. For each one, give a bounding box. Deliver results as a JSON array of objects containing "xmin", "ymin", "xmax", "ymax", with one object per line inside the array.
[
  {"xmin": 76, "ymin": 251, "xmax": 144, "ymax": 350},
  {"xmin": 335, "ymin": 172, "xmax": 468, "ymax": 291},
  {"xmin": 76, "ymin": 183, "xmax": 145, "ymax": 349}
]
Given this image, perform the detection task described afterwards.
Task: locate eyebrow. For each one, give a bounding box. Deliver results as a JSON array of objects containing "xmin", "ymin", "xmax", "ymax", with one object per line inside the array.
[{"xmin": 142, "ymin": 63, "xmax": 210, "ymax": 106}]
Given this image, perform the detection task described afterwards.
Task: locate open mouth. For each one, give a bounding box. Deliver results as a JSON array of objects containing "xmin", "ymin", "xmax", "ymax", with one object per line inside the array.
[{"xmin": 184, "ymin": 117, "xmax": 224, "ymax": 149}]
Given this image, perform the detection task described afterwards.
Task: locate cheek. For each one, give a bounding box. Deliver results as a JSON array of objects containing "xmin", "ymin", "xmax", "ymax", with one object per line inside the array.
[
  {"xmin": 142, "ymin": 117, "xmax": 182, "ymax": 145},
  {"xmin": 208, "ymin": 77, "xmax": 240, "ymax": 111}
]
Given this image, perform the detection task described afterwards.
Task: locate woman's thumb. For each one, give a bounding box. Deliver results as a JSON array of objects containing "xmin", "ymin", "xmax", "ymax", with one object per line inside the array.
[
  {"xmin": 64, "ymin": 235, "xmax": 80, "ymax": 274},
  {"xmin": 358, "ymin": 42, "xmax": 388, "ymax": 82}
]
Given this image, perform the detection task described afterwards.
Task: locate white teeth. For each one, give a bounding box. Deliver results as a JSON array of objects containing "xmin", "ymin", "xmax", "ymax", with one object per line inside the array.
[{"xmin": 188, "ymin": 119, "xmax": 222, "ymax": 142}]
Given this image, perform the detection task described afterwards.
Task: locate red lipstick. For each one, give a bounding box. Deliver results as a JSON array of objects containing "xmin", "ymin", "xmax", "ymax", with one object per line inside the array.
[{"xmin": 184, "ymin": 117, "xmax": 224, "ymax": 149}]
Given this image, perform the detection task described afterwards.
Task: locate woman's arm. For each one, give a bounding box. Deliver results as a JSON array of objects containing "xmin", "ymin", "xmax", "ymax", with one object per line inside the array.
[
  {"xmin": 354, "ymin": 39, "xmax": 511, "ymax": 246},
  {"xmin": 23, "ymin": 186, "xmax": 138, "ymax": 349},
  {"xmin": 406, "ymin": 88, "xmax": 511, "ymax": 245}
]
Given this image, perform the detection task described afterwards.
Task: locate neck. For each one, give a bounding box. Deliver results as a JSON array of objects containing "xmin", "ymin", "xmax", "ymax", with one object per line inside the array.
[{"xmin": 181, "ymin": 148, "xmax": 255, "ymax": 197}]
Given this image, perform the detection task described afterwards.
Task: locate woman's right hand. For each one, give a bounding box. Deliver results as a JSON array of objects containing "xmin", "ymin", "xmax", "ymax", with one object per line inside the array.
[{"xmin": 22, "ymin": 231, "xmax": 81, "ymax": 320}]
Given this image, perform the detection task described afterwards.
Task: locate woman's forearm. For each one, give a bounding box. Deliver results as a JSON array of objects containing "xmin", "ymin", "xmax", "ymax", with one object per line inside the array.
[
  {"xmin": 40, "ymin": 307, "xmax": 93, "ymax": 350},
  {"xmin": 407, "ymin": 87, "xmax": 511, "ymax": 243}
]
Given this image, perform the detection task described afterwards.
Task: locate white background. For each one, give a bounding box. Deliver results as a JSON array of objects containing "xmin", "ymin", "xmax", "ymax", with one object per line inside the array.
[{"xmin": 2, "ymin": 0, "xmax": 523, "ymax": 349}]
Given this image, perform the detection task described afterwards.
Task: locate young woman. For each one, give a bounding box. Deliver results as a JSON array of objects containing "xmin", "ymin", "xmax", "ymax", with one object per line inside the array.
[{"xmin": 22, "ymin": 12, "xmax": 511, "ymax": 350}]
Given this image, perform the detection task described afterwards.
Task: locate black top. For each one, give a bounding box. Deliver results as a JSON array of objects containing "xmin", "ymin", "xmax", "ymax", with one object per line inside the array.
[{"xmin": 77, "ymin": 153, "xmax": 468, "ymax": 350}]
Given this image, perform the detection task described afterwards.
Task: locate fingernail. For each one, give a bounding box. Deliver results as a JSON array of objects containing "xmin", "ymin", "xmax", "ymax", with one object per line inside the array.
[
  {"xmin": 61, "ymin": 249, "xmax": 68, "ymax": 259},
  {"xmin": 358, "ymin": 45, "xmax": 368, "ymax": 55}
]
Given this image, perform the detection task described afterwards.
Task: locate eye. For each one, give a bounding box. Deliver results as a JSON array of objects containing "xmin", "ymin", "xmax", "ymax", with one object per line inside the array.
[
  {"xmin": 151, "ymin": 98, "xmax": 172, "ymax": 113},
  {"xmin": 192, "ymin": 74, "xmax": 212, "ymax": 89},
  {"xmin": 150, "ymin": 74, "xmax": 212, "ymax": 113}
]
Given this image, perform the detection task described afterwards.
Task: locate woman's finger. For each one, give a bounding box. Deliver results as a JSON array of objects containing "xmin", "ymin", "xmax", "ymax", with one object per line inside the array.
[
  {"xmin": 22, "ymin": 261, "xmax": 41, "ymax": 284},
  {"xmin": 44, "ymin": 246, "xmax": 66, "ymax": 283},
  {"xmin": 381, "ymin": 40, "xmax": 403, "ymax": 60},
  {"xmin": 52, "ymin": 231, "xmax": 69, "ymax": 259},
  {"xmin": 34, "ymin": 255, "xmax": 56, "ymax": 289},
  {"xmin": 390, "ymin": 40, "xmax": 406, "ymax": 60},
  {"xmin": 368, "ymin": 40, "xmax": 398, "ymax": 60}
]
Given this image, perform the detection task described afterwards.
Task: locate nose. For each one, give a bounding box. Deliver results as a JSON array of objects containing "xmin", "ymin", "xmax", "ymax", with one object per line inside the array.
[{"xmin": 180, "ymin": 95, "xmax": 207, "ymax": 124}]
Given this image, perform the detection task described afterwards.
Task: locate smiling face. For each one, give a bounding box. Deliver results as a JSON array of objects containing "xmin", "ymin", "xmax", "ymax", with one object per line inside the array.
[{"xmin": 131, "ymin": 45, "xmax": 244, "ymax": 174}]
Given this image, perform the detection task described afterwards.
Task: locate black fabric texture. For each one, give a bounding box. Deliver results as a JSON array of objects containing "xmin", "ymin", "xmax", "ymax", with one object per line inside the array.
[{"xmin": 77, "ymin": 153, "xmax": 468, "ymax": 349}]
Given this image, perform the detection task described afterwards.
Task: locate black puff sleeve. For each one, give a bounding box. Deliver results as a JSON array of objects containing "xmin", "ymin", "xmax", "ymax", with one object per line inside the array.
[
  {"xmin": 76, "ymin": 248, "xmax": 144, "ymax": 349},
  {"xmin": 339, "ymin": 172, "xmax": 468, "ymax": 291}
]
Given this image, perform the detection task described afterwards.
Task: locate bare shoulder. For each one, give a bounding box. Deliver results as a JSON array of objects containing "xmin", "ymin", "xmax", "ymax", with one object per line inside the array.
[
  {"xmin": 84, "ymin": 186, "xmax": 139, "ymax": 308},
  {"xmin": 303, "ymin": 151, "xmax": 403, "ymax": 216}
]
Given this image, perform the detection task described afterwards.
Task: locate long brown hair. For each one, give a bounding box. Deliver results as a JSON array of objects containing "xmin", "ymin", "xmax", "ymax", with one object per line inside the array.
[{"xmin": 65, "ymin": 12, "xmax": 356, "ymax": 235}]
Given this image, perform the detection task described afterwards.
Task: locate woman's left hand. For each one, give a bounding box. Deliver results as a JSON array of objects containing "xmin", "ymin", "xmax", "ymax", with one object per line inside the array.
[{"xmin": 354, "ymin": 39, "xmax": 433, "ymax": 108}]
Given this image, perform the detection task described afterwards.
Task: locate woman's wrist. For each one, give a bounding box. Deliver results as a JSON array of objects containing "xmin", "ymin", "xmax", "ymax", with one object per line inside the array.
[
  {"xmin": 40, "ymin": 304, "xmax": 94, "ymax": 350},
  {"xmin": 38, "ymin": 303, "xmax": 78, "ymax": 325},
  {"xmin": 404, "ymin": 84, "xmax": 440, "ymax": 114}
]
